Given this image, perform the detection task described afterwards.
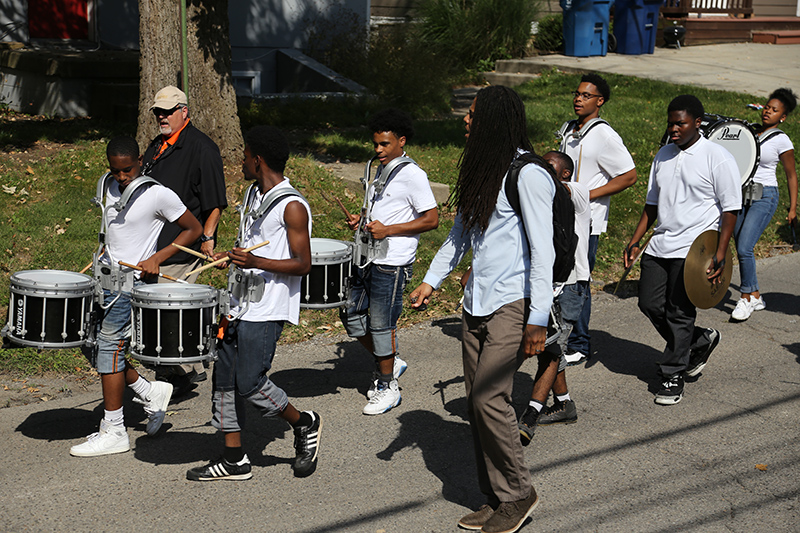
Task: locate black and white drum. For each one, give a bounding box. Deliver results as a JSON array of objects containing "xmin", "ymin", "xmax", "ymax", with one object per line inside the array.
[
  {"xmin": 130, "ymin": 283, "xmax": 218, "ymax": 365},
  {"xmin": 300, "ymin": 238, "xmax": 353, "ymax": 309},
  {"xmin": 4, "ymin": 270, "xmax": 95, "ymax": 349},
  {"xmin": 661, "ymin": 114, "xmax": 760, "ymax": 186}
]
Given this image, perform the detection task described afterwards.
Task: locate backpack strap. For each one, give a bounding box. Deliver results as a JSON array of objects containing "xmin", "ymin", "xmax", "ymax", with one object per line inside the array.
[
  {"xmin": 236, "ymin": 183, "xmax": 307, "ymax": 247},
  {"xmin": 556, "ymin": 118, "xmax": 609, "ymax": 150}
]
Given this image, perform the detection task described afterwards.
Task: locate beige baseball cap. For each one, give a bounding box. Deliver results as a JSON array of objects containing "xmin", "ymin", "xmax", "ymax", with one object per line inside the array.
[{"xmin": 150, "ymin": 86, "xmax": 188, "ymax": 110}]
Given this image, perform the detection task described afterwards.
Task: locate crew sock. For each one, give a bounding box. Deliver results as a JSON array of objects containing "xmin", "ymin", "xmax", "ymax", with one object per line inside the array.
[
  {"xmin": 556, "ymin": 392, "xmax": 571, "ymax": 403},
  {"xmin": 223, "ymin": 446, "xmax": 244, "ymax": 463},
  {"xmin": 129, "ymin": 376, "xmax": 151, "ymax": 399},
  {"xmin": 104, "ymin": 407, "xmax": 124, "ymax": 428},
  {"xmin": 528, "ymin": 400, "xmax": 544, "ymax": 412}
]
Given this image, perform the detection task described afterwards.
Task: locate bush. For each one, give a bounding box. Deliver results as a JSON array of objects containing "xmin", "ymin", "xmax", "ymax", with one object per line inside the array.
[
  {"xmin": 535, "ymin": 14, "xmax": 563, "ymax": 52},
  {"xmin": 303, "ymin": 9, "xmax": 452, "ymax": 117},
  {"xmin": 418, "ymin": 0, "xmax": 540, "ymax": 72}
]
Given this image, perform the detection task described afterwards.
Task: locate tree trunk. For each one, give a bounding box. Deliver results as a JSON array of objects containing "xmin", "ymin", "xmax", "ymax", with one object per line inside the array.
[{"xmin": 137, "ymin": 0, "xmax": 243, "ymax": 168}]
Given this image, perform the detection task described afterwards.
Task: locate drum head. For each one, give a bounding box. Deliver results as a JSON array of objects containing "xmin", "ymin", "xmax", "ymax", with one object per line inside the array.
[
  {"xmin": 310, "ymin": 238, "xmax": 353, "ymax": 264},
  {"xmin": 11, "ymin": 270, "xmax": 94, "ymax": 290},
  {"xmin": 704, "ymin": 118, "xmax": 759, "ymax": 186},
  {"xmin": 132, "ymin": 283, "xmax": 217, "ymax": 304}
]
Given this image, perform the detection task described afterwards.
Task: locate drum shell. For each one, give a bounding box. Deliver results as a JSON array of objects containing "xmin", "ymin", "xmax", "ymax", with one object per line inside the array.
[
  {"xmin": 130, "ymin": 283, "xmax": 218, "ymax": 365},
  {"xmin": 300, "ymin": 238, "xmax": 353, "ymax": 309},
  {"xmin": 6, "ymin": 270, "xmax": 95, "ymax": 349}
]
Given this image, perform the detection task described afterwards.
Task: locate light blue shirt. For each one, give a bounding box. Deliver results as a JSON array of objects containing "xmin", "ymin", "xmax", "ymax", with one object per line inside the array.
[{"xmin": 423, "ymin": 159, "xmax": 555, "ymax": 326}]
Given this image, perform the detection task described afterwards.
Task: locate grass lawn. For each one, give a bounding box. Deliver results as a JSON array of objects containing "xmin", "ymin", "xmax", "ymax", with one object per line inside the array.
[{"xmin": 1, "ymin": 71, "xmax": 797, "ymax": 375}]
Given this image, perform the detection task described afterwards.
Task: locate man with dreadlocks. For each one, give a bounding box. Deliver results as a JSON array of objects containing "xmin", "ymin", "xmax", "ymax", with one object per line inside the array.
[{"xmin": 410, "ymin": 86, "xmax": 551, "ymax": 533}]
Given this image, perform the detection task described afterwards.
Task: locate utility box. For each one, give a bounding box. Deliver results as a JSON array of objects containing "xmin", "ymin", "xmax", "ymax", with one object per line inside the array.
[
  {"xmin": 614, "ymin": 0, "xmax": 664, "ymax": 54},
  {"xmin": 561, "ymin": 0, "xmax": 614, "ymax": 57}
]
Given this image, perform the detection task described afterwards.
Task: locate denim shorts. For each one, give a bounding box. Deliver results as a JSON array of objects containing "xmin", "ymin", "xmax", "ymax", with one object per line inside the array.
[
  {"xmin": 83, "ymin": 285, "xmax": 141, "ymax": 374},
  {"xmin": 339, "ymin": 263, "xmax": 412, "ymax": 357}
]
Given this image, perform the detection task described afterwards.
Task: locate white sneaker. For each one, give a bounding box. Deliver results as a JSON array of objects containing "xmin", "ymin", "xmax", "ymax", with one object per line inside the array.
[
  {"xmin": 133, "ymin": 381, "xmax": 173, "ymax": 435},
  {"xmin": 564, "ymin": 351, "xmax": 587, "ymax": 366},
  {"xmin": 367, "ymin": 356, "xmax": 408, "ymax": 399},
  {"xmin": 70, "ymin": 419, "xmax": 130, "ymax": 457},
  {"xmin": 731, "ymin": 296, "xmax": 765, "ymax": 321},
  {"xmin": 363, "ymin": 379, "xmax": 401, "ymax": 415}
]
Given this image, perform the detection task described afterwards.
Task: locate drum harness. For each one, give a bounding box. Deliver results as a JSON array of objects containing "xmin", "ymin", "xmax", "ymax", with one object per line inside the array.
[
  {"xmin": 91, "ymin": 173, "xmax": 161, "ymax": 310},
  {"xmin": 353, "ymin": 155, "xmax": 417, "ymax": 268},
  {"xmin": 742, "ymin": 128, "xmax": 787, "ymax": 206},
  {"xmin": 222, "ymin": 183, "xmax": 308, "ymax": 320}
]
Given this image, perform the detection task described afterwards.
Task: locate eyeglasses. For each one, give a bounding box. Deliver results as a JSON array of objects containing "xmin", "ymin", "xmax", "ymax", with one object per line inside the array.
[
  {"xmin": 571, "ymin": 91, "xmax": 602, "ymax": 101},
  {"xmin": 152, "ymin": 105, "xmax": 182, "ymax": 117}
]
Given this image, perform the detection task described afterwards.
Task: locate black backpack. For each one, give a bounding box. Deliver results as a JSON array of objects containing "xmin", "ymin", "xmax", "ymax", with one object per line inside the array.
[{"xmin": 504, "ymin": 152, "xmax": 578, "ymax": 284}]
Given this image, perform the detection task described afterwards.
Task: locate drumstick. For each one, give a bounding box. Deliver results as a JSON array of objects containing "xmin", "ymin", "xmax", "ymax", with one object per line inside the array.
[
  {"xmin": 184, "ymin": 240, "xmax": 271, "ymax": 277},
  {"xmin": 79, "ymin": 261, "xmax": 92, "ymax": 274},
  {"xmin": 118, "ymin": 261, "xmax": 188, "ymax": 284},
  {"xmin": 171, "ymin": 243, "xmax": 214, "ymax": 262},
  {"xmin": 320, "ymin": 189, "xmax": 351, "ymax": 218}
]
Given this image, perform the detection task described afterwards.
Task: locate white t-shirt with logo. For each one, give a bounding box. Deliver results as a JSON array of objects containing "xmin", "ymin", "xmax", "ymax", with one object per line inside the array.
[
  {"xmin": 754, "ymin": 131, "xmax": 794, "ymax": 187},
  {"xmin": 645, "ymin": 136, "xmax": 742, "ymax": 259},
  {"xmin": 368, "ymin": 156, "xmax": 437, "ymax": 266},
  {"xmin": 101, "ymin": 181, "xmax": 187, "ymax": 270},
  {"xmin": 562, "ymin": 122, "xmax": 636, "ymax": 235},
  {"xmin": 231, "ymin": 179, "xmax": 312, "ymax": 324}
]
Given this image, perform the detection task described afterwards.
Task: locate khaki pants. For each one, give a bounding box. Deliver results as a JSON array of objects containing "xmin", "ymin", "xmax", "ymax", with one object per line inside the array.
[
  {"xmin": 156, "ymin": 259, "xmax": 205, "ymax": 377},
  {"xmin": 462, "ymin": 298, "xmax": 532, "ymax": 503}
]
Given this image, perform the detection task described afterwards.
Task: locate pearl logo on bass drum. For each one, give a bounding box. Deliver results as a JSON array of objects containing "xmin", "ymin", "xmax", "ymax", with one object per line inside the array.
[{"xmin": 718, "ymin": 126, "xmax": 741, "ymax": 141}]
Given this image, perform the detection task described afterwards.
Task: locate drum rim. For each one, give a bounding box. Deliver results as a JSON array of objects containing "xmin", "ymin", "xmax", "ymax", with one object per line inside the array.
[
  {"xmin": 131, "ymin": 283, "xmax": 218, "ymax": 301},
  {"xmin": 309, "ymin": 237, "xmax": 353, "ymax": 263},
  {"xmin": 10, "ymin": 269, "xmax": 95, "ymax": 290}
]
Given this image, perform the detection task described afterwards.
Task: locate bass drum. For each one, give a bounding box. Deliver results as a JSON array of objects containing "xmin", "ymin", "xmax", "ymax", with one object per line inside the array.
[{"xmin": 660, "ymin": 114, "xmax": 760, "ymax": 186}]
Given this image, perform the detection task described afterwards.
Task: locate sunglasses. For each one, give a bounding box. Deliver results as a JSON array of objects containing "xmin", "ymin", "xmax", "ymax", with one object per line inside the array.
[{"xmin": 152, "ymin": 105, "xmax": 182, "ymax": 117}]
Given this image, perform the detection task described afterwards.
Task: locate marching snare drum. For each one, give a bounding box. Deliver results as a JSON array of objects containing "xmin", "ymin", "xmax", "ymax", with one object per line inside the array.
[
  {"xmin": 300, "ymin": 238, "xmax": 353, "ymax": 309},
  {"xmin": 661, "ymin": 114, "xmax": 760, "ymax": 186},
  {"xmin": 4, "ymin": 270, "xmax": 95, "ymax": 349},
  {"xmin": 130, "ymin": 283, "xmax": 218, "ymax": 365}
]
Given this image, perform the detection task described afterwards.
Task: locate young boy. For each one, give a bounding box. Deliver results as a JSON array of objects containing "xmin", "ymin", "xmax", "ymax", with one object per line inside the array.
[
  {"xmin": 559, "ymin": 73, "xmax": 637, "ymax": 365},
  {"xmin": 625, "ymin": 95, "xmax": 740, "ymax": 405},
  {"xmin": 185, "ymin": 126, "xmax": 321, "ymax": 481},
  {"xmin": 340, "ymin": 108, "xmax": 438, "ymax": 415},
  {"xmin": 518, "ymin": 151, "xmax": 590, "ymax": 445},
  {"xmin": 70, "ymin": 136, "xmax": 202, "ymax": 457}
]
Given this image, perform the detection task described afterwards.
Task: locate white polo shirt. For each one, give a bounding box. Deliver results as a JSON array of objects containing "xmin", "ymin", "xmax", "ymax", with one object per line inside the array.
[
  {"xmin": 645, "ymin": 136, "xmax": 742, "ymax": 259},
  {"xmin": 754, "ymin": 131, "xmax": 793, "ymax": 187},
  {"xmin": 563, "ymin": 181, "xmax": 591, "ymax": 284}
]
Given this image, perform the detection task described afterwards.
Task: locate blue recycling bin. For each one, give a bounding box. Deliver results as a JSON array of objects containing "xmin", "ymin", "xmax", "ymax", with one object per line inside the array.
[
  {"xmin": 614, "ymin": 0, "xmax": 664, "ymax": 54},
  {"xmin": 561, "ymin": 0, "xmax": 614, "ymax": 57}
]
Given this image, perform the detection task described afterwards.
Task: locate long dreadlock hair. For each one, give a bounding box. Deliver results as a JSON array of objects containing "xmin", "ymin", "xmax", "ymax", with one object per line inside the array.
[{"xmin": 449, "ymin": 86, "xmax": 533, "ymax": 233}]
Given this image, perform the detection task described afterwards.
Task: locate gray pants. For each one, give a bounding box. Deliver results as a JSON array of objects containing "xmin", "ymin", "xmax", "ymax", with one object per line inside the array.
[{"xmin": 463, "ymin": 299, "xmax": 533, "ymax": 503}]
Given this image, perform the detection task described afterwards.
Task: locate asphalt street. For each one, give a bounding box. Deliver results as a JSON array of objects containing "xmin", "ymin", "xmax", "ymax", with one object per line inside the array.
[{"xmin": 1, "ymin": 249, "xmax": 798, "ymax": 532}]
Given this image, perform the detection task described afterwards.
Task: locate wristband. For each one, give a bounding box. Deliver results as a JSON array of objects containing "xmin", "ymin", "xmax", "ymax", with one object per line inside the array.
[{"xmin": 199, "ymin": 235, "xmax": 215, "ymax": 243}]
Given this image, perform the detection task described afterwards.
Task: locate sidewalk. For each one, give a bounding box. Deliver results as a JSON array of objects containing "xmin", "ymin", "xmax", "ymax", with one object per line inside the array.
[
  {"xmin": 1, "ymin": 251, "xmax": 798, "ymax": 532},
  {"xmin": 491, "ymin": 42, "xmax": 800, "ymax": 97}
]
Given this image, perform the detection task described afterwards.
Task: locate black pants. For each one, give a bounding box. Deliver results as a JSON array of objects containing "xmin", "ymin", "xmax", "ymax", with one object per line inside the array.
[{"xmin": 638, "ymin": 254, "xmax": 712, "ymax": 376}]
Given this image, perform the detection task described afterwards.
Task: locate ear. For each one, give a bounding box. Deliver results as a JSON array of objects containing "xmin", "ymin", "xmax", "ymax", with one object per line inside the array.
[
  {"xmin": 694, "ymin": 115, "xmax": 703, "ymax": 129},
  {"xmin": 596, "ymin": 96, "xmax": 605, "ymax": 108},
  {"xmin": 398, "ymin": 135, "xmax": 407, "ymax": 149},
  {"xmin": 562, "ymin": 169, "xmax": 572, "ymax": 180},
  {"xmin": 137, "ymin": 154, "xmax": 144, "ymax": 165}
]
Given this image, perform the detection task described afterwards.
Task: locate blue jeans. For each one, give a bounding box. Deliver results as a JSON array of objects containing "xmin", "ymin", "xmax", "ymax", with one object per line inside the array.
[
  {"xmin": 567, "ymin": 234, "xmax": 598, "ymax": 355},
  {"xmin": 339, "ymin": 263, "xmax": 412, "ymax": 357},
  {"xmin": 734, "ymin": 186, "xmax": 779, "ymax": 294},
  {"xmin": 212, "ymin": 319, "xmax": 289, "ymax": 432},
  {"xmin": 83, "ymin": 283, "xmax": 143, "ymax": 374}
]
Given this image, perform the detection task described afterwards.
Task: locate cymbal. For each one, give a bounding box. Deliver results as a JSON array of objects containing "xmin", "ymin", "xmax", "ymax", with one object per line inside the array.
[{"xmin": 684, "ymin": 230, "xmax": 733, "ymax": 309}]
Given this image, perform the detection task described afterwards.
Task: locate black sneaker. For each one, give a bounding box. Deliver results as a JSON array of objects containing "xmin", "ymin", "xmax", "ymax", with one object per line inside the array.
[
  {"xmin": 538, "ymin": 399, "xmax": 578, "ymax": 425},
  {"xmin": 293, "ymin": 411, "xmax": 322, "ymax": 478},
  {"xmin": 186, "ymin": 455, "xmax": 252, "ymax": 481},
  {"xmin": 518, "ymin": 406, "xmax": 540, "ymax": 447},
  {"xmin": 654, "ymin": 374, "xmax": 684, "ymax": 405},
  {"xmin": 686, "ymin": 328, "xmax": 720, "ymax": 378}
]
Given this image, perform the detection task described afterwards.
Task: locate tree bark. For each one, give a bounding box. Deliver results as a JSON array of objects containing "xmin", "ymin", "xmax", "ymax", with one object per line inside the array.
[{"xmin": 137, "ymin": 0, "xmax": 243, "ymax": 168}]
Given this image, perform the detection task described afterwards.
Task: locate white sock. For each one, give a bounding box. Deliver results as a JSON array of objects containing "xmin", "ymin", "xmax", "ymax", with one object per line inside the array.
[
  {"xmin": 129, "ymin": 376, "xmax": 151, "ymax": 399},
  {"xmin": 528, "ymin": 400, "xmax": 544, "ymax": 412},
  {"xmin": 556, "ymin": 392, "xmax": 571, "ymax": 402},
  {"xmin": 104, "ymin": 407, "xmax": 124, "ymax": 427}
]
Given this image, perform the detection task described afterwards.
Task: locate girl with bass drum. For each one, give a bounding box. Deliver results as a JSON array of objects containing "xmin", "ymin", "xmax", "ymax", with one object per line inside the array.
[{"xmin": 732, "ymin": 88, "xmax": 798, "ymax": 321}]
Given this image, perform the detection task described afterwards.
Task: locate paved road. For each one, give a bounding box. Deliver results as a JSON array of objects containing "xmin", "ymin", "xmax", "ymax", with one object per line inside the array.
[
  {"xmin": 1, "ymin": 250, "xmax": 798, "ymax": 532},
  {"xmin": 509, "ymin": 42, "xmax": 800, "ymax": 98}
]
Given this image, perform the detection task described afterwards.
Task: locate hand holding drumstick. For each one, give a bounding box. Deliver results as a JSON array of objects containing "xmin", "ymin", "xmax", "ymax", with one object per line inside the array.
[{"xmin": 185, "ymin": 241, "xmax": 270, "ymax": 276}]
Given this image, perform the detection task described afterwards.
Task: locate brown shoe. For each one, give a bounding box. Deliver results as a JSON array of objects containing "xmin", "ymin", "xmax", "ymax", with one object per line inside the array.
[
  {"xmin": 480, "ymin": 487, "xmax": 539, "ymax": 533},
  {"xmin": 458, "ymin": 504, "xmax": 495, "ymax": 530}
]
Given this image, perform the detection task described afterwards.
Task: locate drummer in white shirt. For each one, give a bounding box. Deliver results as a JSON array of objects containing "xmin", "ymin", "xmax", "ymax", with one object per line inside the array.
[
  {"xmin": 340, "ymin": 108, "xmax": 439, "ymax": 416},
  {"xmin": 624, "ymin": 95, "xmax": 741, "ymax": 406}
]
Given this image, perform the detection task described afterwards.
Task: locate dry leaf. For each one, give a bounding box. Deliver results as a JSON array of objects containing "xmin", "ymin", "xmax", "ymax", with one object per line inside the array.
[
  {"xmin": 56, "ymin": 228, "xmax": 66, "ymax": 235},
  {"xmin": 26, "ymin": 166, "xmax": 34, "ymax": 175},
  {"xmin": 2, "ymin": 185, "xmax": 16, "ymax": 194},
  {"xmin": 755, "ymin": 464, "xmax": 768, "ymax": 471}
]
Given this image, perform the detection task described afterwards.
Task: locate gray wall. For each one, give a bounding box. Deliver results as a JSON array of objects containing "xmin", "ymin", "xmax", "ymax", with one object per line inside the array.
[{"xmin": 1, "ymin": 0, "xmax": 28, "ymax": 42}]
